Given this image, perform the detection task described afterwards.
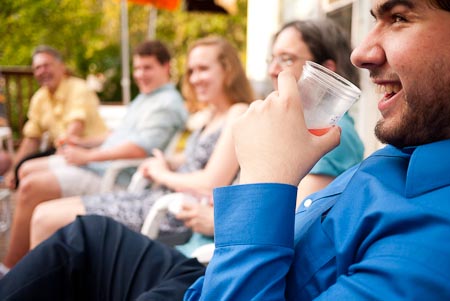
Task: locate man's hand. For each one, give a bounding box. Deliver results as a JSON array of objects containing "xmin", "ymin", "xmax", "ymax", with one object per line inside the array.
[
  {"xmin": 141, "ymin": 149, "xmax": 170, "ymax": 184},
  {"xmin": 233, "ymin": 71, "xmax": 341, "ymax": 186},
  {"xmin": 60, "ymin": 145, "xmax": 93, "ymax": 166}
]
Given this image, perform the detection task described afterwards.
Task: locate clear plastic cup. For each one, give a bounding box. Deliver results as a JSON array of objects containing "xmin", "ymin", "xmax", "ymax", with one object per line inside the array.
[{"xmin": 298, "ymin": 61, "xmax": 361, "ymax": 135}]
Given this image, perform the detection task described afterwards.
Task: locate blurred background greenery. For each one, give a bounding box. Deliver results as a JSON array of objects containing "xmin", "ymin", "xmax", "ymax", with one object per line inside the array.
[{"xmin": 0, "ymin": 0, "xmax": 248, "ymax": 103}]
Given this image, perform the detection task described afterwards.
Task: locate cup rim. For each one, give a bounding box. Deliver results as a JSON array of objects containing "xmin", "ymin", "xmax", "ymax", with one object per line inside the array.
[{"xmin": 303, "ymin": 61, "xmax": 361, "ymax": 98}]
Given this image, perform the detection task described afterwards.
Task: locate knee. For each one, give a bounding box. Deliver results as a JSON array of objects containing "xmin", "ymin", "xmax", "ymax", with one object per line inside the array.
[
  {"xmin": 17, "ymin": 160, "xmax": 33, "ymax": 180},
  {"xmin": 78, "ymin": 215, "xmax": 126, "ymax": 238},
  {"xmin": 31, "ymin": 203, "xmax": 56, "ymax": 247},
  {"xmin": 17, "ymin": 176, "xmax": 37, "ymax": 200},
  {"xmin": 31, "ymin": 203, "xmax": 51, "ymax": 230},
  {"xmin": 79, "ymin": 215, "xmax": 114, "ymax": 229}
]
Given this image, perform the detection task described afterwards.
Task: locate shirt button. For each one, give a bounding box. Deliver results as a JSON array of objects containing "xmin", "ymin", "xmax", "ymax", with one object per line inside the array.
[{"xmin": 303, "ymin": 199, "xmax": 312, "ymax": 208}]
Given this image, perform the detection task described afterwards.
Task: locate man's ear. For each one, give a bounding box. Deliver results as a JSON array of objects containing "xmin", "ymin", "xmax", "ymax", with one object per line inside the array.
[{"xmin": 321, "ymin": 59, "xmax": 337, "ymax": 72}]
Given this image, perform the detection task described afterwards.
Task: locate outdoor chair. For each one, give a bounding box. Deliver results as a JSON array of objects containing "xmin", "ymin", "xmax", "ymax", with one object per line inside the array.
[{"xmin": 139, "ymin": 191, "xmax": 215, "ymax": 265}]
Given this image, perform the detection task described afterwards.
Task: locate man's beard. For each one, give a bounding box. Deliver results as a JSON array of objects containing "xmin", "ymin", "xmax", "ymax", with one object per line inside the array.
[{"xmin": 375, "ymin": 64, "xmax": 450, "ymax": 148}]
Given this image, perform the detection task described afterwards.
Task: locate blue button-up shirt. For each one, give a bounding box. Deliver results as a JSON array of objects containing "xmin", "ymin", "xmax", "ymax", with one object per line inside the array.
[{"xmin": 185, "ymin": 139, "xmax": 450, "ymax": 300}]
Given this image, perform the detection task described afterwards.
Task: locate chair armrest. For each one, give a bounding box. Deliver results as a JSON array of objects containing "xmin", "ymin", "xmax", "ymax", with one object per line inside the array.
[
  {"xmin": 140, "ymin": 193, "xmax": 174, "ymax": 239},
  {"xmin": 140, "ymin": 192, "xmax": 197, "ymax": 239},
  {"xmin": 100, "ymin": 158, "xmax": 144, "ymax": 193}
]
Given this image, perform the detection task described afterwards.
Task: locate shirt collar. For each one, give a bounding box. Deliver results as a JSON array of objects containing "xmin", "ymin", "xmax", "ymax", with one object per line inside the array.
[
  {"xmin": 404, "ymin": 139, "xmax": 450, "ymax": 197},
  {"xmin": 304, "ymin": 139, "xmax": 450, "ymax": 207},
  {"xmin": 141, "ymin": 83, "xmax": 174, "ymax": 96},
  {"xmin": 376, "ymin": 139, "xmax": 450, "ymax": 197}
]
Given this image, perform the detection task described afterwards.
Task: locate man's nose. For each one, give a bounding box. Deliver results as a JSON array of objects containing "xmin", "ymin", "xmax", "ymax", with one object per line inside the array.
[{"xmin": 351, "ymin": 28, "xmax": 386, "ymax": 70}]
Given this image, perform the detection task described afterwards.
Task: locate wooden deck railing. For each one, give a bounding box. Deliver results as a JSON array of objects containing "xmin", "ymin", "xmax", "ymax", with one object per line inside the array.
[{"xmin": 0, "ymin": 66, "xmax": 38, "ymax": 142}]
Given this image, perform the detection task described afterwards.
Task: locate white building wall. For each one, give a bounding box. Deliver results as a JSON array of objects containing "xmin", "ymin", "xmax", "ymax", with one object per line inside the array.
[
  {"xmin": 351, "ymin": 0, "xmax": 385, "ymax": 155},
  {"xmin": 246, "ymin": 0, "xmax": 281, "ymax": 98},
  {"xmin": 282, "ymin": 0, "xmax": 323, "ymax": 21}
]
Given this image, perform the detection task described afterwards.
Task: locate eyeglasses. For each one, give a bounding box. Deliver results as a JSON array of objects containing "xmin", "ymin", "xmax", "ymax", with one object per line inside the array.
[{"xmin": 266, "ymin": 54, "xmax": 307, "ymax": 68}]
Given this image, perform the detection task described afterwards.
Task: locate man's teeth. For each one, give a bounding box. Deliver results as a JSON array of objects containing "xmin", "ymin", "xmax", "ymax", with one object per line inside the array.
[{"xmin": 376, "ymin": 84, "xmax": 401, "ymax": 95}]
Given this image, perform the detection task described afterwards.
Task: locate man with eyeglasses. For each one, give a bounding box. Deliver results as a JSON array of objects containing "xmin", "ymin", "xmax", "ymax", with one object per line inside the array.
[{"xmin": 266, "ymin": 19, "xmax": 364, "ymax": 206}]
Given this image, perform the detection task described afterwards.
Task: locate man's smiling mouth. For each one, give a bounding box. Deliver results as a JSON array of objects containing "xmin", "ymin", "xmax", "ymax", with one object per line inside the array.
[{"xmin": 376, "ymin": 83, "xmax": 402, "ymax": 101}]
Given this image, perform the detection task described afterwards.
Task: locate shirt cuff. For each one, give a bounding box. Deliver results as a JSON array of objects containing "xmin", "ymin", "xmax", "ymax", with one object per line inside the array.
[{"xmin": 213, "ymin": 183, "xmax": 297, "ymax": 248}]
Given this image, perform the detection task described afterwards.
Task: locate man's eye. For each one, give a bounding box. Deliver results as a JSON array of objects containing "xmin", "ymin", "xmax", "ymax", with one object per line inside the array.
[
  {"xmin": 393, "ymin": 14, "xmax": 407, "ymax": 23},
  {"xmin": 280, "ymin": 56, "xmax": 294, "ymax": 64}
]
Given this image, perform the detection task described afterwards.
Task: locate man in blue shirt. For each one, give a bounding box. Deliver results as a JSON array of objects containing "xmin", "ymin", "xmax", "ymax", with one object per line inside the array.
[{"xmin": 1, "ymin": 0, "xmax": 450, "ymax": 300}]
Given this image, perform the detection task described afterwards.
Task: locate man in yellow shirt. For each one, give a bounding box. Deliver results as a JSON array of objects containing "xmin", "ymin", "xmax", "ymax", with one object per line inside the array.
[{"xmin": 4, "ymin": 45, "xmax": 108, "ymax": 189}]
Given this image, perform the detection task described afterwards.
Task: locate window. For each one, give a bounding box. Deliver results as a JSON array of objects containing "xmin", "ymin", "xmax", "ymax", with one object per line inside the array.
[{"xmin": 327, "ymin": 4, "xmax": 352, "ymax": 36}]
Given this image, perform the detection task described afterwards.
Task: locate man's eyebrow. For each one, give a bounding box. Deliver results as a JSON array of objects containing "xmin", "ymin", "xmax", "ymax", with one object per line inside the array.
[{"xmin": 370, "ymin": 0, "xmax": 415, "ymax": 18}]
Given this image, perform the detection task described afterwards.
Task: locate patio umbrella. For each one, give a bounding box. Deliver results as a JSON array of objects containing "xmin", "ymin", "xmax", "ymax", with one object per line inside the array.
[
  {"xmin": 186, "ymin": 0, "xmax": 237, "ymax": 14},
  {"xmin": 120, "ymin": 0, "xmax": 181, "ymax": 104},
  {"xmin": 128, "ymin": 0, "xmax": 180, "ymax": 10}
]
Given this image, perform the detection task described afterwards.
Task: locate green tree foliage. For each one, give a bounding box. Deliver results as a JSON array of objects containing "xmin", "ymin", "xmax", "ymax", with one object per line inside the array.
[
  {"xmin": 0, "ymin": 0, "xmax": 104, "ymax": 73},
  {"xmin": 155, "ymin": 0, "xmax": 248, "ymax": 86},
  {"xmin": 0, "ymin": 0, "xmax": 248, "ymax": 103}
]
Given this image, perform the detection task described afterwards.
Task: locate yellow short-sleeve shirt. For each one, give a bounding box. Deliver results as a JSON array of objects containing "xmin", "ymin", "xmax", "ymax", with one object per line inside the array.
[{"xmin": 23, "ymin": 76, "xmax": 108, "ymax": 145}]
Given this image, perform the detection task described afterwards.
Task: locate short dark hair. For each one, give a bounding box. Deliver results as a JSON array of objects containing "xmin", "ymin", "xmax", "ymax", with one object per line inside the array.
[
  {"xmin": 133, "ymin": 40, "xmax": 171, "ymax": 65},
  {"xmin": 274, "ymin": 19, "xmax": 360, "ymax": 87},
  {"xmin": 32, "ymin": 45, "xmax": 63, "ymax": 62}
]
